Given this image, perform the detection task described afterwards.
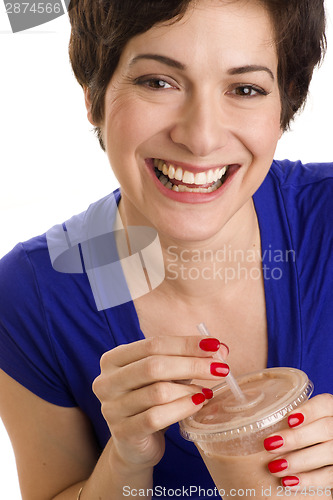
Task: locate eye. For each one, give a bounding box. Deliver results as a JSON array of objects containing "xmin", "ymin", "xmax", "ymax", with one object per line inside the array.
[
  {"xmin": 135, "ymin": 77, "xmax": 175, "ymax": 90},
  {"xmin": 230, "ymin": 85, "xmax": 268, "ymax": 97}
]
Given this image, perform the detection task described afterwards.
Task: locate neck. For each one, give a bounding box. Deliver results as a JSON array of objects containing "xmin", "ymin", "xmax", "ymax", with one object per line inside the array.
[
  {"xmin": 118, "ymin": 196, "xmax": 262, "ymax": 302},
  {"xmin": 159, "ymin": 198, "xmax": 261, "ymax": 300}
]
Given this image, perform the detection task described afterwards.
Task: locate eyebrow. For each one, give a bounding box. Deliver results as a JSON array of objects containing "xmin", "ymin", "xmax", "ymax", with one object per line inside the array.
[
  {"xmin": 228, "ymin": 65, "xmax": 275, "ymax": 81},
  {"xmin": 129, "ymin": 54, "xmax": 274, "ymax": 81},
  {"xmin": 128, "ymin": 54, "xmax": 186, "ymax": 70}
]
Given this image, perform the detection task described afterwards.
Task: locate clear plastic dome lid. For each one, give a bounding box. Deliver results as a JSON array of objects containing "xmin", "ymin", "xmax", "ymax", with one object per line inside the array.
[{"xmin": 180, "ymin": 367, "xmax": 313, "ymax": 443}]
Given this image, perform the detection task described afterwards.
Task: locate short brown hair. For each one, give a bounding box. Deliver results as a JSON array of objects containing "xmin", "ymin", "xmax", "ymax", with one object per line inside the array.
[{"xmin": 68, "ymin": 0, "xmax": 326, "ymax": 151}]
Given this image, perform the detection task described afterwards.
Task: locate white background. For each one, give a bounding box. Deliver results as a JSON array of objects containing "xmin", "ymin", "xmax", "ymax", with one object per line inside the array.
[{"xmin": 0, "ymin": 2, "xmax": 332, "ymax": 498}]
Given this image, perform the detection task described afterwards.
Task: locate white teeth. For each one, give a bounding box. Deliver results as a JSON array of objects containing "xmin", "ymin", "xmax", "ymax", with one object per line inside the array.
[
  {"xmin": 194, "ymin": 172, "xmax": 207, "ymax": 185},
  {"xmin": 154, "ymin": 159, "xmax": 229, "ymax": 192},
  {"xmin": 215, "ymin": 168, "xmax": 221, "ymax": 180},
  {"xmin": 168, "ymin": 165, "xmax": 175, "ymax": 179},
  {"xmin": 162, "ymin": 164, "xmax": 169, "ymax": 176},
  {"xmin": 171, "ymin": 184, "xmax": 220, "ymax": 193},
  {"xmin": 174, "ymin": 167, "xmax": 183, "ymax": 181},
  {"xmin": 206, "ymin": 169, "xmax": 215, "ymax": 183},
  {"xmin": 182, "ymin": 171, "xmax": 194, "ymax": 184}
]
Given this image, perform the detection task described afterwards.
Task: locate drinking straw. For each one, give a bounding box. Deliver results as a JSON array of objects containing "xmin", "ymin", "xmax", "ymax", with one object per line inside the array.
[{"xmin": 197, "ymin": 322, "xmax": 247, "ymax": 403}]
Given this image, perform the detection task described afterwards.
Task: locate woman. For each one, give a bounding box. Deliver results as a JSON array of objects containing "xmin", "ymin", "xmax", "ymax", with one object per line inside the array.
[{"xmin": 0, "ymin": 0, "xmax": 332, "ymax": 499}]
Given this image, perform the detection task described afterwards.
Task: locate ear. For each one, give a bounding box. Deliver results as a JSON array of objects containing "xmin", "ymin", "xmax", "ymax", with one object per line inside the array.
[{"xmin": 83, "ymin": 86, "xmax": 97, "ymax": 126}]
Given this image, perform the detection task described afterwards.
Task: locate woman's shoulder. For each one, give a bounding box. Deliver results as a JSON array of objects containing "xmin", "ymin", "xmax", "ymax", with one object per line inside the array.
[
  {"xmin": 0, "ymin": 189, "xmax": 124, "ymax": 410},
  {"xmin": 268, "ymin": 159, "xmax": 333, "ymax": 276},
  {"xmin": 0, "ymin": 235, "xmax": 48, "ymax": 302},
  {"xmin": 256, "ymin": 159, "xmax": 333, "ymax": 280},
  {"xmin": 268, "ymin": 159, "xmax": 333, "ymax": 225},
  {"xmin": 0, "ymin": 189, "xmax": 121, "ymax": 279},
  {"xmin": 270, "ymin": 158, "xmax": 333, "ymax": 188},
  {"xmin": 257, "ymin": 159, "xmax": 333, "ymax": 232},
  {"xmin": 0, "ymin": 188, "xmax": 123, "ymax": 336}
]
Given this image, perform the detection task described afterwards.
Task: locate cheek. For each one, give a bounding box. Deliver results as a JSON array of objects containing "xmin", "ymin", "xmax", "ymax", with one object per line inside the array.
[
  {"xmin": 103, "ymin": 92, "xmax": 162, "ymax": 156},
  {"xmin": 240, "ymin": 105, "xmax": 281, "ymax": 159}
]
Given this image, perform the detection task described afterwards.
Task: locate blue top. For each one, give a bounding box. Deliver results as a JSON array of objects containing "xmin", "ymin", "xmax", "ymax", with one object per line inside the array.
[{"xmin": 1, "ymin": 159, "xmax": 333, "ymax": 498}]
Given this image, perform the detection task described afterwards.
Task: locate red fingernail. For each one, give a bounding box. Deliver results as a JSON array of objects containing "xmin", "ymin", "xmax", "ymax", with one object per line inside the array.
[
  {"xmin": 199, "ymin": 338, "xmax": 220, "ymax": 352},
  {"xmin": 202, "ymin": 388, "xmax": 214, "ymax": 400},
  {"xmin": 210, "ymin": 362, "xmax": 229, "ymax": 377},
  {"xmin": 268, "ymin": 459, "xmax": 288, "ymax": 473},
  {"xmin": 288, "ymin": 412, "xmax": 304, "ymax": 428},
  {"xmin": 192, "ymin": 393, "xmax": 206, "ymax": 405},
  {"xmin": 264, "ymin": 435, "xmax": 284, "ymax": 451},
  {"xmin": 281, "ymin": 476, "xmax": 300, "ymax": 487}
]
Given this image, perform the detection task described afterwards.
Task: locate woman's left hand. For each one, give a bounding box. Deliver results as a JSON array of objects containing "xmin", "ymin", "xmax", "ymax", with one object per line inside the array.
[{"xmin": 264, "ymin": 393, "xmax": 333, "ymax": 493}]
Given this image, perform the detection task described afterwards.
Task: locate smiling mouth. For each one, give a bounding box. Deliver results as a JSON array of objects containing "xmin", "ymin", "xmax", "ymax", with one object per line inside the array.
[{"xmin": 153, "ymin": 159, "xmax": 231, "ymax": 193}]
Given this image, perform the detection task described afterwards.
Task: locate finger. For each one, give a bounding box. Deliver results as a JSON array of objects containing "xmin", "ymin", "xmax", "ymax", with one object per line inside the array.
[
  {"xmin": 268, "ymin": 440, "xmax": 333, "ymax": 477},
  {"xmin": 278, "ymin": 467, "xmax": 333, "ymax": 493},
  {"xmin": 106, "ymin": 381, "xmax": 204, "ymax": 420},
  {"xmin": 288, "ymin": 394, "xmax": 333, "ymax": 427},
  {"xmin": 112, "ymin": 392, "xmax": 207, "ymax": 441},
  {"xmin": 115, "ymin": 354, "xmax": 229, "ymax": 391},
  {"xmin": 264, "ymin": 416, "xmax": 333, "ymax": 454},
  {"xmin": 101, "ymin": 335, "xmax": 229, "ymax": 368}
]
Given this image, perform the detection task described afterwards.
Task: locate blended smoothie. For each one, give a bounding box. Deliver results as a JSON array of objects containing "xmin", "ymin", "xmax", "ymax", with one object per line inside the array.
[{"xmin": 180, "ymin": 368, "xmax": 318, "ymax": 500}]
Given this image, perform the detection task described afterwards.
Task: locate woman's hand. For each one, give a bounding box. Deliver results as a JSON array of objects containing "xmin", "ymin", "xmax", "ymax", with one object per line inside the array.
[
  {"xmin": 92, "ymin": 335, "xmax": 229, "ymax": 471},
  {"xmin": 265, "ymin": 393, "xmax": 333, "ymax": 494}
]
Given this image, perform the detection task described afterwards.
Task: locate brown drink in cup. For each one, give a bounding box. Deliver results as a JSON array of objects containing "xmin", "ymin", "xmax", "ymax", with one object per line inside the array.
[{"xmin": 180, "ymin": 368, "xmax": 318, "ymax": 499}]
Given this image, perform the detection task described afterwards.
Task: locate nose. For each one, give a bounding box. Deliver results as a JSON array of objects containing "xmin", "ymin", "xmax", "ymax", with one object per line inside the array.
[{"xmin": 169, "ymin": 90, "xmax": 228, "ymax": 157}]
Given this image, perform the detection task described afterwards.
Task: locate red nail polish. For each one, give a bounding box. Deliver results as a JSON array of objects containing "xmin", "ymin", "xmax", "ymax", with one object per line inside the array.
[
  {"xmin": 210, "ymin": 362, "xmax": 229, "ymax": 377},
  {"xmin": 264, "ymin": 435, "xmax": 284, "ymax": 451},
  {"xmin": 288, "ymin": 412, "xmax": 304, "ymax": 428},
  {"xmin": 202, "ymin": 388, "xmax": 214, "ymax": 399},
  {"xmin": 199, "ymin": 338, "xmax": 220, "ymax": 352},
  {"xmin": 281, "ymin": 476, "xmax": 300, "ymax": 487},
  {"xmin": 192, "ymin": 393, "xmax": 206, "ymax": 405},
  {"xmin": 268, "ymin": 459, "xmax": 288, "ymax": 473}
]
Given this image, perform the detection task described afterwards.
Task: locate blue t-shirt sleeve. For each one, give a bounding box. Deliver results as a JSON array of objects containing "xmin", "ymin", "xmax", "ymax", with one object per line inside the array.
[{"xmin": 0, "ymin": 242, "xmax": 76, "ymax": 407}]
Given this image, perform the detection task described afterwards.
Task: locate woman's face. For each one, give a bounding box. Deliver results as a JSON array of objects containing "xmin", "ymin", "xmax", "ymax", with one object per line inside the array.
[{"xmin": 93, "ymin": 0, "xmax": 282, "ymax": 242}]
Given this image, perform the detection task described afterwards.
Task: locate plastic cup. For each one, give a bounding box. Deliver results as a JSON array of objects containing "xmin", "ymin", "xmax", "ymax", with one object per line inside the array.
[{"xmin": 180, "ymin": 368, "xmax": 314, "ymax": 499}]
